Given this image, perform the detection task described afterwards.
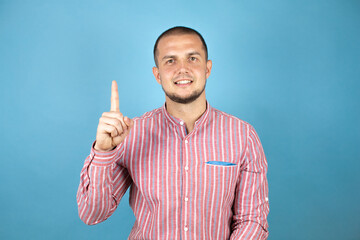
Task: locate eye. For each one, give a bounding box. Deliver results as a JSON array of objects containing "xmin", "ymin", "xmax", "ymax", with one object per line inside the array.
[
  {"xmin": 166, "ymin": 59, "xmax": 174, "ymax": 64},
  {"xmin": 189, "ymin": 56, "xmax": 197, "ymax": 62}
]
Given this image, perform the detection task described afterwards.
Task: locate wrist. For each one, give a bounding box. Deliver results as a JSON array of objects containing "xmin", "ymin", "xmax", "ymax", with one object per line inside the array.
[{"xmin": 94, "ymin": 142, "xmax": 115, "ymax": 152}]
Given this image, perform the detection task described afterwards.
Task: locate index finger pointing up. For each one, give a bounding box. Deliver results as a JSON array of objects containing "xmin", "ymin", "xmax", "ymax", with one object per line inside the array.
[{"xmin": 111, "ymin": 80, "xmax": 120, "ymax": 112}]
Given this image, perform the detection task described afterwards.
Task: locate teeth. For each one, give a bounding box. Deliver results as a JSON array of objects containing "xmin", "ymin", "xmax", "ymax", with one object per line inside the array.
[{"xmin": 176, "ymin": 80, "xmax": 192, "ymax": 84}]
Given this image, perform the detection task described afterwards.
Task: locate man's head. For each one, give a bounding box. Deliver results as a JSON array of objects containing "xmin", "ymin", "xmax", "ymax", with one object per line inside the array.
[
  {"xmin": 153, "ymin": 26, "xmax": 208, "ymax": 67},
  {"xmin": 152, "ymin": 26, "xmax": 212, "ymax": 104}
]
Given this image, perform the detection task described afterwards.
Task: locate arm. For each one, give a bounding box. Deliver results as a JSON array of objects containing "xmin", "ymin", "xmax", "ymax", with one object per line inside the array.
[
  {"xmin": 230, "ymin": 126, "xmax": 269, "ymax": 239},
  {"xmin": 76, "ymin": 141, "xmax": 132, "ymax": 225},
  {"xmin": 77, "ymin": 80, "xmax": 133, "ymax": 225}
]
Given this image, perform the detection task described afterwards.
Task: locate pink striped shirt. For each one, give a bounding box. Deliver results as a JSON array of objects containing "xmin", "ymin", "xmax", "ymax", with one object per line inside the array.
[{"xmin": 77, "ymin": 102, "xmax": 269, "ymax": 239}]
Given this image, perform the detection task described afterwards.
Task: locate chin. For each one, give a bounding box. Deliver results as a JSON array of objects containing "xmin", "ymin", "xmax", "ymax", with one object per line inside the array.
[{"xmin": 166, "ymin": 92, "xmax": 204, "ymax": 104}]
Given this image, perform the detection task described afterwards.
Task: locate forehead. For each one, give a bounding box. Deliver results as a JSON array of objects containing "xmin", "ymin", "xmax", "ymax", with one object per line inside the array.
[{"xmin": 157, "ymin": 33, "xmax": 205, "ymax": 57}]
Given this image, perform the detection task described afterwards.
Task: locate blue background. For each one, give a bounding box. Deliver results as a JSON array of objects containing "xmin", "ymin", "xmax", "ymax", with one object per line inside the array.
[{"xmin": 1, "ymin": 0, "xmax": 359, "ymax": 239}]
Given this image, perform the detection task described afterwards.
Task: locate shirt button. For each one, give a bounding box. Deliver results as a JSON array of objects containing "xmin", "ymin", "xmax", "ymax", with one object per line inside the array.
[
  {"xmin": 184, "ymin": 166, "xmax": 189, "ymax": 171},
  {"xmin": 265, "ymin": 197, "xmax": 269, "ymax": 201},
  {"xmin": 180, "ymin": 121, "xmax": 184, "ymax": 125},
  {"xmin": 185, "ymin": 140, "xmax": 188, "ymax": 144},
  {"xmin": 184, "ymin": 227, "xmax": 188, "ymax": 232},
  {"xmin": 185, "ymin": 197, "xmax": 189, "ymax": 202}
]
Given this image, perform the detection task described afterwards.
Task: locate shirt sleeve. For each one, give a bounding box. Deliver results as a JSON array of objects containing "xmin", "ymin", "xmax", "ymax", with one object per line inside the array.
[
  {"xmin": 76, "ymin": 141, "xmax": 132, "ymax": 225},
  {"xmin": 230, "ymin": 126, "xmax": 269, "ymax": 239}
]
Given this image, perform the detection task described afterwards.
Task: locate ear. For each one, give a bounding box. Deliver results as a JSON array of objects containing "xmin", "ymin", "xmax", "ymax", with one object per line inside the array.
[
  {"xmin": 205, "ymin": 60, "xmax": 212, "ymax": 79},
  {"xmin": 152, "ymin": 66, "xmax": 161, "ymax": 84}
]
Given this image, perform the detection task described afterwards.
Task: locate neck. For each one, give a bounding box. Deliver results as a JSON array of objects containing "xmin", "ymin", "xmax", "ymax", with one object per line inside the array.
[{"xmin": 165, "ymin": 94, "xmax": 207, "ymax": 133}]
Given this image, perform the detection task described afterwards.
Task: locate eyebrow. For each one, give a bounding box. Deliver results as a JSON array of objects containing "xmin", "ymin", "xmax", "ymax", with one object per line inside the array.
[
  {"xmin": 161, "ymin": 51, "xmax": 202, "ymax": 61},
  {"xmin": 187, "ymin": 51, "xmax": 201, "ymax": 56},
  {"xmin": 162, "ymin": 55, "xmax": 176, "ymax": 61}
]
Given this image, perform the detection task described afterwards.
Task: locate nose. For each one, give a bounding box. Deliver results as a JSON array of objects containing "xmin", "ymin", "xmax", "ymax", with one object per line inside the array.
[{"xmin": 177, "ymin": 59, "xmax": 189, "ymax": 75}]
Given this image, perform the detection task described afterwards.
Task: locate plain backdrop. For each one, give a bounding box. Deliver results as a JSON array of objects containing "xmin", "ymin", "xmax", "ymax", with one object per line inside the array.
[{"xmin": 1, "ymin": 0, "xmax": 359, "ymax": 239}]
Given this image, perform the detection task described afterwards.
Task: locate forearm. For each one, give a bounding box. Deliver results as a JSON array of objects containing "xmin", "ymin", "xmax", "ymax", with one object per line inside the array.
[
  {"xmin": 76, "ymin": 142, "xmax": 131, "ymax": 225},
  {"xmin": 230, "ymin": 168, "xmax": 269, "ymax": 239},
  {"xmin": 230, "ymin": 221, "xmax": 268, "ymax": 240},
  {"xmin": 230, "ymin": 180, "xmax": 269, "ymax": 240}
]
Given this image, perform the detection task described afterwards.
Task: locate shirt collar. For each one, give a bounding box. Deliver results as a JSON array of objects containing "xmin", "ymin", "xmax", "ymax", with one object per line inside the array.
[{"xmin": 161, "ymin": 101, "xmax": 212, "ymax": 128}]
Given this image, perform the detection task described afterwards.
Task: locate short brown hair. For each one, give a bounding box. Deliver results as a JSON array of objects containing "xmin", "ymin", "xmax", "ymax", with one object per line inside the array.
[{"xmin": 153, "ymin": 26, "xmax": 208, "ymax": 66}]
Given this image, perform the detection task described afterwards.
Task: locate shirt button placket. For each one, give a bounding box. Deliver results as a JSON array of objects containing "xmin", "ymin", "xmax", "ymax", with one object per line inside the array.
[{"xmin": 183, "ymin": 138, "xmax": 189, "ymax": 237}]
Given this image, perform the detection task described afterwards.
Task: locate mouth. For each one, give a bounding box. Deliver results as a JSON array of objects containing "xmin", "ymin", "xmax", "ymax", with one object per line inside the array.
[{"xmin": 174, "ymin": 79, "xmax": 193, "ymax": 85}]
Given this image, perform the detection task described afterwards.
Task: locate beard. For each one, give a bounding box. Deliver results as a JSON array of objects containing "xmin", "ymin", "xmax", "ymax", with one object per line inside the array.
[{"xmin": 162, "ymin": 79, "xmax": 207, "ymax": 104}]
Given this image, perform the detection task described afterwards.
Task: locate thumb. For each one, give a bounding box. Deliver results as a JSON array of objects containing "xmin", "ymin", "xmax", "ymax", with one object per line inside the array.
[{"xmin": 124, "ymin": 116, "xmax": 134, "ymax": 128}]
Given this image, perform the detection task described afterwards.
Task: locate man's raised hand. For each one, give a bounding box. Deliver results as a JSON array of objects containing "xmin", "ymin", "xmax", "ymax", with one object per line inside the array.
[{"xmin": 94, "ymin": 80, "xmax": 133, "ymax": 152}]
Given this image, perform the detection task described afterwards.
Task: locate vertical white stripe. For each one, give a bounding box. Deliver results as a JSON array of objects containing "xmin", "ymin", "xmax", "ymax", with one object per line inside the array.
[
  {"xmin": 157, "ymin": 116, "xmax": 161, "ymax": 240},
  {"xmin": 184, "ymin": 133, "xmax": 189, "ymax": 240},
  {"xmin": 209, "ymin": 111, "xmax": 216, "ymax": 238},
  {"xmin": 174, "ymin": 126, "xmax": 179, "ymax": 240},
  {"xmin": 202, "ymin": 125, "xmax": 207, "ymax": 239},
  {"xmin": 136, "ymin": 120, "xmax": 146, "ymax": 227},
  {"xmin": 166, "ymin": 122, "xmax": 170, "ymax": 239},
  {"xmin": 87, "ymin": 166, "xmax": 97, "ymax": 224},
  {"xmin": 192, "ymin": 131, "xmax": 198, "ymax": 240},
  {"xmin": 98, "ymin": 167, "xmax": 106, "ymax": 221},
  {"xmin": 146, "ymin": 117, "xmax": 154, "ymax": 236}
]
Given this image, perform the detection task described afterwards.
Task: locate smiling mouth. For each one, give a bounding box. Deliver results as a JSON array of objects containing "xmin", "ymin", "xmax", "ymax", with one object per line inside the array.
[{"xmin": 175, "ymin": 79, "xmax": 193, "ymax": 85}]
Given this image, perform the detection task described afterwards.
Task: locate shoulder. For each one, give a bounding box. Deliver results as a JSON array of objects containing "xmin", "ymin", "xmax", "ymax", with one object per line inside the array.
[
  {"xmin": 132, "ymin": 107, "xmax": 163, "ymax": 123},
  {"xmin": 210, "ymin": 106, "xmax": 254, "ymax": 130}
]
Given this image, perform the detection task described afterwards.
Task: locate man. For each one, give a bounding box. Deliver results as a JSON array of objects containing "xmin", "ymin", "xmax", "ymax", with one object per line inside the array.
[{"xmin": 77, "ymin": 26, "xmax": 269, "ymax": 239}]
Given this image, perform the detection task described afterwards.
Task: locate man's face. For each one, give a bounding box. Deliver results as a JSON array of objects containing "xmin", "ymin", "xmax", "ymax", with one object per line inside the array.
[{"xmin": 152, "ymin": 33, "xmax": 212, "ymax": 104}]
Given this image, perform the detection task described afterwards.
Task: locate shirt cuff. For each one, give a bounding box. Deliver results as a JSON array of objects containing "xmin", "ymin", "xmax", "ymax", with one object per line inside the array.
[{"xmin": 89, "ymin": 141, "xmax": 118, "ymax": 167}]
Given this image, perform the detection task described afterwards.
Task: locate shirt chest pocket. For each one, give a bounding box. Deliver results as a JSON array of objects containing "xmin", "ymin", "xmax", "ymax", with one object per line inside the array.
[{"xmin": 201, "ymin": 161, "xmax": 239, "ymax": 203}]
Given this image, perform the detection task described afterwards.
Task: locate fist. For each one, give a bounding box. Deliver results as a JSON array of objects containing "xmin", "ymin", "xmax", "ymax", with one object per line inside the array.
[{"xmin": 94, "ymin": 80, "xmax": 134, "ymax": 152}]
